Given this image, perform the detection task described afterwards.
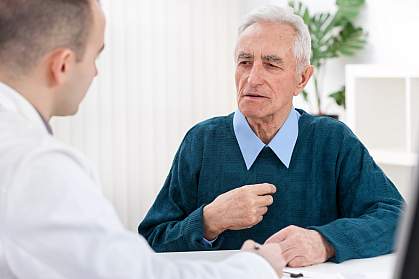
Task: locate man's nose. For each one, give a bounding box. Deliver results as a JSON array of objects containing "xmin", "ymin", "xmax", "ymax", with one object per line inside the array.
[{"xmin": 247, "ymin": 64, "xmax": 264, "ymax": 87}]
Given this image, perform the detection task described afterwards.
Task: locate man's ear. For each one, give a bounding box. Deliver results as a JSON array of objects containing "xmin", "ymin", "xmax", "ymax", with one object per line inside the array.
[
  {"xmin": 294, "ymin": 65, "xmax": 314, "ymax": 96},
  {"xmin": 47, "ymin": 49, "xmax": 76, "ymax": 87}
]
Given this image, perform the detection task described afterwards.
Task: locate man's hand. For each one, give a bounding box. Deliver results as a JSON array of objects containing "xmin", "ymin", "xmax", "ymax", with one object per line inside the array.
[
  {"xmin": 265, "ymin": 225, "xmax": 335, "ymax": 267},
  {"xmin": 241, "ymin": 240, "xmax": 285, "ymax": 278},
  {"xmin": 203, "ymin": 183, "xmax": 276, "ymax": 240}
]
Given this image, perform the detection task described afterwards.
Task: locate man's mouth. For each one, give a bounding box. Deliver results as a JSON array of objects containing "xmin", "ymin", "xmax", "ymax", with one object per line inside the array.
[{"xmin": 243, "ymin": 93, "xmax": 267, "ymax": 98}]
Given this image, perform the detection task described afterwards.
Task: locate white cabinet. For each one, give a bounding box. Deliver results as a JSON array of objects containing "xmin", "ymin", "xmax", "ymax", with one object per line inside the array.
[{"xmin": 345, "ymin": 65, "xmax": 419, "ymax": 199}]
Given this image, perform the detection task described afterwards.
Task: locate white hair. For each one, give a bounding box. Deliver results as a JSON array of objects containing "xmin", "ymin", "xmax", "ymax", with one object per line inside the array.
[{"xmin": 238, "ymin": 5, "xmax": 312, "ymax": 74}]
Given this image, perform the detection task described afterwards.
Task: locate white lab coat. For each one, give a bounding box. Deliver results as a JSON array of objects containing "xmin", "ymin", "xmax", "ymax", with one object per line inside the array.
[{"xmin": 0, "ymin": 82, "xmax": 277, "ymax": 279}]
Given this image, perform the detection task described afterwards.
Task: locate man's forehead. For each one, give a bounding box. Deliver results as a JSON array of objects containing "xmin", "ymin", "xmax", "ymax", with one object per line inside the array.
[
  {"xmin": 237, "ymin": 22, "xmax": 296, "ymax": 46},
  {"xmin": 235, "ymin": 45, "xmax": 292, "ymax": 59},
  {"xmin": 236, "ymin": 24, "xmax": 295, "ymax": 58}
]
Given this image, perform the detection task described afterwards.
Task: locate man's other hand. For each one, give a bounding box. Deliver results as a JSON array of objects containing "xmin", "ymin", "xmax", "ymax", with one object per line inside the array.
[{"xmin": 265, "ymin": 225, "xmax": 335, "ymax": 267}]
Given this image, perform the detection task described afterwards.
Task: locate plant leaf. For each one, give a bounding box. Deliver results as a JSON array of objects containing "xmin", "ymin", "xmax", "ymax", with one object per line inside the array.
[
  {"xmin": 335, "ymin": 0, "xmax": 365, "ymax": 24},
  {"xmin": 289, "ymin": 0, "xmax": 366, "ymax": 110},
  {"xmin": 329, "ymin": 86, "xmax": 346, "ymax": 108},
  {"xmin": 327, "ymin": 22, "xmax": 367, "ymax": 57},
  {"xmin": 310, "ymin": 12, "xmax": 338, "ymax": 67},
  {"xmin": 288, "ymin": 0, "xmax": 311, "ymax": 25},
  {"xmin": 301, "ymin": 89, "xmax": 309, "ymax": 101}
]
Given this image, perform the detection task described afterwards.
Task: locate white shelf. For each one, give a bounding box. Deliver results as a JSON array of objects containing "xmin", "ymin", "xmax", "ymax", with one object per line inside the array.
[
  {"xmin": 378, "ymin": 164, "xmax": 416, "ymax": 200},
  {"xmin": 369, "ymin": 149, "xmax": 418, "ymax": 167},
  {"xmin": 355, "ymin": 77, "xmax": 406, "ymax": 151},
  {"xmin": 345, "ymin": 64, "xmax": 419, "ymax": 198},
  {"xmin": 410, "ymin": 77, "xmax": 419, "ymax": 152},
  {"xmin": 344, "ymin": 64, "xmax": 419, "ymax": 79}
]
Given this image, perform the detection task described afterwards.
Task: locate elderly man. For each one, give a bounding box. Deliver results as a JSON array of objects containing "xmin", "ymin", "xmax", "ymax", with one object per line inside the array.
[
  {"xmin": 138, "ymin": 5, "xmax": 404, "ymax": 267},
  {"xmin": 0, "ymin": 0, "xmax": 285, "ymax": 278}
]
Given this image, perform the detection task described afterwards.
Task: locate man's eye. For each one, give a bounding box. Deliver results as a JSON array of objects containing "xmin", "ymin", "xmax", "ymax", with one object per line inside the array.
[
  {"xmin": 239, "ymin": 61, "xmax": 252, "ymax": 65},
  {"xmin": 267, "ymin": 63, "xmax": 278, "ymax": 68}
]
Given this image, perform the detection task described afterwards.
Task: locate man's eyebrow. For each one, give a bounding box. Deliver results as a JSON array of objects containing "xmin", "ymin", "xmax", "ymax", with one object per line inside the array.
[
  {"xmin": 262, "ymin": 54, "xmax": 284, "ymax": 64},
  {"xmin": 237, "ymin": 52, "xmax": 254, "ymax": 59}
]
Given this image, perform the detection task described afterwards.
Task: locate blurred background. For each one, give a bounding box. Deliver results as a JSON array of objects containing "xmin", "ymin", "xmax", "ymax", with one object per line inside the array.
[{"xmin": 51, "ymin": 0, "xmax": 419, "ymax": 231}]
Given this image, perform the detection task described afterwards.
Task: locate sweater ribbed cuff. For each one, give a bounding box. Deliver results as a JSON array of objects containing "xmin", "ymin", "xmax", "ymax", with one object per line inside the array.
[
  {"xmin": 309, "ymin": 224, "xmax": 352, "ymax": 263},
  {"xmin": 183, "ymin": 205, "xmax": 223, "ymax": 250}
]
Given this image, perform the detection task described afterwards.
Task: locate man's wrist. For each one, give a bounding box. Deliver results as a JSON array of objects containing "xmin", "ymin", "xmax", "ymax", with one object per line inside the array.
[
  {"xmin": 324, "ymin": 240, "xmax": 335, "ymax": 259},
  {"xmin": 320, "ymin": 234, "xmax": 335, "ymax": 259},
  {"xmin": 310, "ymin": 229, "xmax": 335, "ymax": 260},
  {"xmin": 203, "ymin": 204, "xmax": 224, "ymax": 239}
]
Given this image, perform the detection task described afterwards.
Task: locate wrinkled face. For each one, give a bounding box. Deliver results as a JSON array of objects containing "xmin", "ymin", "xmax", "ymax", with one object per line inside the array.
[
  {"xmin": 235, "ymin": 22, "xmax": 301, "ymax": 120},
  {"xmin": 55, "ymin": 0, "xmax": 106, "ymax": 116}
]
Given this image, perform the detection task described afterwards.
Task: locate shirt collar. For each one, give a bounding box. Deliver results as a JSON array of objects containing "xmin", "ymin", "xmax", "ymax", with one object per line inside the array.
[
  {"xmin": 0, "ymin": 82, "xmax": 52, "ymax": 135},
  {"xmin": 233, "ymin": 108, "xmax": 300, "ymax": 170}
]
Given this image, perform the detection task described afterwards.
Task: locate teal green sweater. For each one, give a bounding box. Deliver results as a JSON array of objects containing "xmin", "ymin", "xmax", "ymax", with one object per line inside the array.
[{"xmin": 138, "ymin": 110, "xmax": 404, "ymax": 263}]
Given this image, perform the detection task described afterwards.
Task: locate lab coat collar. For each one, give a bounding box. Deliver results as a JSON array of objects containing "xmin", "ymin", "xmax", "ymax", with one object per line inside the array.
[{"xmin": 0, "ymin": 82, "xmax": 51, "ymax": 135}]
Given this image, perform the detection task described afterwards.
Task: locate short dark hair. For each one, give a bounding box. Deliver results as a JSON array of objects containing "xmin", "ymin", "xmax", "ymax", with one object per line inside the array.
[{"xmin": 0, "ymin": 0, "xmax": 93, "ymax": 76}]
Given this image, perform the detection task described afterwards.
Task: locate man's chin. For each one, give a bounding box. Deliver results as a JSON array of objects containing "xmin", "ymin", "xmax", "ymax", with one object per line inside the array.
[
  {"xmin": 239, "ymin": 107, "xmax": 266, "ymax": 119},
  {"xmin": 55, "ymin": 106, "xmax": 79, "ymax": 117}
]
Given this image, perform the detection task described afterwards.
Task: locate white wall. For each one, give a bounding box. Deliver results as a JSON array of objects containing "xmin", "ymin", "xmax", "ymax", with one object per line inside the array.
[{"xmin": 52, "ymin": 0, "xmax": 241, "ymax": 231}]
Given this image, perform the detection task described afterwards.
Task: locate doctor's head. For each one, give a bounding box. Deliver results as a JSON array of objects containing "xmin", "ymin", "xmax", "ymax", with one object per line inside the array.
[{"xmin": 0, "ymin": 0, "xmax": 105, "ymax": 117}]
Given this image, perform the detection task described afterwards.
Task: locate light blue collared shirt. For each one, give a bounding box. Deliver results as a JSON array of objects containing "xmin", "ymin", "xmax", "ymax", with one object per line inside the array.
[{"xmin": 233, "ymin": 108, "xmax": 300, "ymax": 170}]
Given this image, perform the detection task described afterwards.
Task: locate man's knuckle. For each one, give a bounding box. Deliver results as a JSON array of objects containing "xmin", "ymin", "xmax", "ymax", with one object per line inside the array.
[
  {"xmin": 250, "ymin": 216, "xmax": 258, "ymax": 224},
  {"xmin": 245, "ymin": 214, "xmax": 252, "ymax": 222}
]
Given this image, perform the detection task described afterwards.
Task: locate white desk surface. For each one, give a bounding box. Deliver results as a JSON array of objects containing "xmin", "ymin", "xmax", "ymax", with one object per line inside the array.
[{"xmin": 159, "ymin": 250, "xmax": 396, "ymax": 279}]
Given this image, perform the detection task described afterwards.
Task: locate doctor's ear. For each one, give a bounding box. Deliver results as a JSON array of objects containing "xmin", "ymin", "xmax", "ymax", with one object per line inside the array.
[
  {"xmin": 294, "ymin": 65, "xmax": 314, "ymax": 96},
  {"xmin": 46, "ymin": 49, "xmax": 76, "ymax": 87}
]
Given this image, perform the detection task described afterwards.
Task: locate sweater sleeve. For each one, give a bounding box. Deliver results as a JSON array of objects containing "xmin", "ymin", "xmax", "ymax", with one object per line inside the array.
[
  {"xmin": 138, "ymin": 129, "xmax": 223, "ymax": 252},
  {"xmin": 309, "ymin": 127, "xmax": 404, "ymax": 263}
]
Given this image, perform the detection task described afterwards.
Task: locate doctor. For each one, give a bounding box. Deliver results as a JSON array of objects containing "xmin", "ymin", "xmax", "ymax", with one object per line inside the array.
[{"xmin": 0, "ymin": 0, "xmax": 284, "ymax": 278}]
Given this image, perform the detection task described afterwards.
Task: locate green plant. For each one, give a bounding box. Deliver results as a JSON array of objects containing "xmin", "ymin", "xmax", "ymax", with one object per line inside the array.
[{"xmin": 289, "ymin": 0, "xmax": 367, "ymax": 114}]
